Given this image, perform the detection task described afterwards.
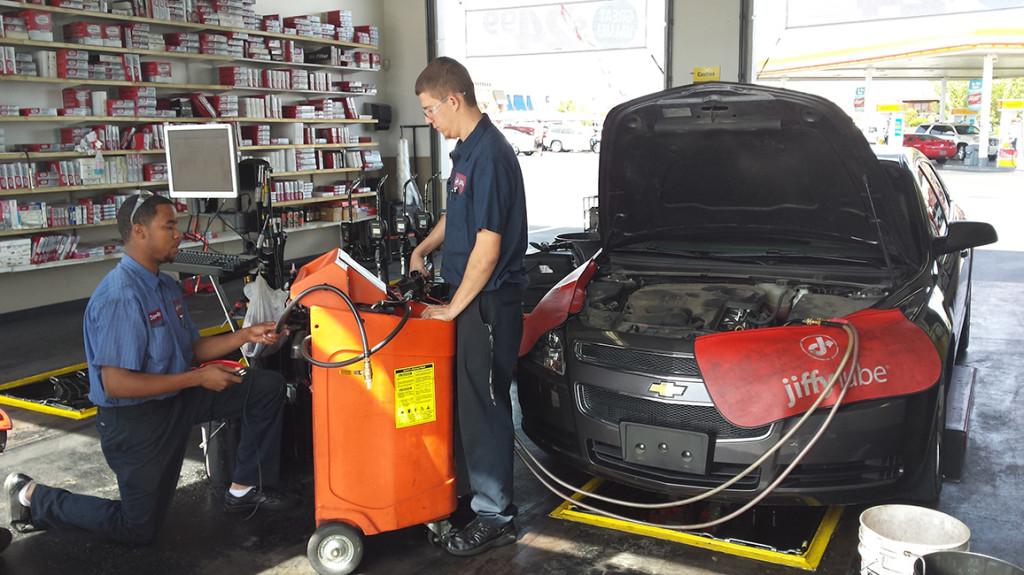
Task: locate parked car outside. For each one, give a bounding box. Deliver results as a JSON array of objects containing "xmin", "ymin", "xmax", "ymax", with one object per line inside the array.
[
  {"xmin": 501, "ymin": 126, "xmax": 538, "ymax": 156},
  {"xmin": 543, "ymin": 124, "xmax": 595, "ymax": 152},
  {"xmin": 914, "ymin": 122, "xmax": 999, "ymax": 161},
  {"xmin": 902, "ymin": 133, "xmax": 957, "ymax": 164},
  {"xmin": 517, "ymin": 83, "xmax": 996, "ymax": 507}
]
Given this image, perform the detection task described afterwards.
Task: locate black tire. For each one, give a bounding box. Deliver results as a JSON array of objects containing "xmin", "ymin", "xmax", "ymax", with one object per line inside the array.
[
  {"xmin": 908, "ymin": 392, "xmax": 944, "ymax": 504},
  {"xmin": 307, "ymin": 523, "xmax": 364, "ymax": 575},
  {"xmin": 591, "ymin": 141, "xmax": 601, "ymax": 153},
  {"xmin": 936, "ymin": 157, "xmax": 948, "ymax": 164},
  {"xmin": 523, "ymin": 150, "xmax": 534, "ymax": 156},
  {"xmin": 550, "ymin": 140, "xmax": 564, "ymax": 153}
]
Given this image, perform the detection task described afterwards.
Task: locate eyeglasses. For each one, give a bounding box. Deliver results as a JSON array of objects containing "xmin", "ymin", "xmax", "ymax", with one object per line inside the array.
[
  {"xmin": 128, "ymin": 190, "xmax": 154, "ymax": 225},
  {"xmin": 423, "ymin": 96, "xmax": 449, "ymax": 119}
]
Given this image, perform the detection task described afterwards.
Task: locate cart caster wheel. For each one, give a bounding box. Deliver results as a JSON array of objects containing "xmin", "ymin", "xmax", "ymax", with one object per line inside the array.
[
  {"xmin": 425, "ymin": 519, "xmax": 452, "ymax": 547},
  {"xmin": 307, "ymin": 523, "xmax": 363, "ymax": 575}
]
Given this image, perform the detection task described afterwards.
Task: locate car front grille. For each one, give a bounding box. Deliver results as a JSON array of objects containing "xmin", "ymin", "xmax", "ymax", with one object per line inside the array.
[
  {"xmin": 578, "ymin": 384, "xmax": 771, "ymax": 440},
  {"xmin": 589, "ymin": 440, "xmax": 762, "ymax": 490},
  {"xmin": 577, "ymin": 343, "xmax": 702, "ymax": 377}
]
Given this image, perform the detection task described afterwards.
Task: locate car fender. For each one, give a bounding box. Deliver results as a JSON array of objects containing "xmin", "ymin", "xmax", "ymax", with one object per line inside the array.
[{"xmin": 519, "ymin": 259, "xmax": 598, "ymax": 357}]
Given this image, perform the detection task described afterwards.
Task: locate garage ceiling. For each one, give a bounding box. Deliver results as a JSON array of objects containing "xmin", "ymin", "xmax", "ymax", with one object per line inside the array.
[{"xmin": 756, "ymin": 7, "xmax": 1024, "ymax": 81}]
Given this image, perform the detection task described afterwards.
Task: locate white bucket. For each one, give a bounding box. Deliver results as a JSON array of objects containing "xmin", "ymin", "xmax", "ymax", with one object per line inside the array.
[{"xmin": 858, "ymin": 505, "xmax": 971, "ymax": 575}]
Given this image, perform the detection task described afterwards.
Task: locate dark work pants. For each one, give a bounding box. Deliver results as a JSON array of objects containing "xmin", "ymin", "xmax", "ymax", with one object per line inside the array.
[
  {"xmin": 455, "ymin": 283, "xmax": 523, "ymax": 527},
  {"xmin": 29, "ymin": 369, "xmax": 285, "ymax": 545}
]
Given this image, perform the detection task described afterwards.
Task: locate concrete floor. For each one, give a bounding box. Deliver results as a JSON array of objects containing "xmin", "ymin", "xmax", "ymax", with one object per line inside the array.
[{"xmin": 1, "ymin": 168, "xmax": 1023, "ymax": 574}]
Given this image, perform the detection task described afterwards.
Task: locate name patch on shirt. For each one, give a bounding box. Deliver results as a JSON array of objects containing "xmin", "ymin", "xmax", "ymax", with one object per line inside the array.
[
  {"xmin": 452, "ymin": 172, "xmax": 467, "ymax": 195},
  {"xmin": 148, "ymin": 309, "xmax": 163, "ymax": 325}
]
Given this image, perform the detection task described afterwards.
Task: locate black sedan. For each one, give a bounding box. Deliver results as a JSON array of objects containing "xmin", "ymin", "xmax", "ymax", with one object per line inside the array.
[{"xmin": 517, "ymin": 83, "xmax": 996, "ymax": 506}]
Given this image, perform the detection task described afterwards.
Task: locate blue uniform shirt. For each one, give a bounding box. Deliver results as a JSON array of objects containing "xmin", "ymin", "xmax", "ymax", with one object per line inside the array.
[
  {"xmin": 83, "ymin": 255, "xmax": 200, "ymax": 407},
  {"xmin": 443, "ymin": 114, "xmax": 528, "ymax": 291}
]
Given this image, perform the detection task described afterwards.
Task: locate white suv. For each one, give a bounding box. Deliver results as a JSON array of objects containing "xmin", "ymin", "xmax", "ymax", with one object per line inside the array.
[{"xmin": 914, "ymin": 123, "xmax": 999, "ymax": 161}]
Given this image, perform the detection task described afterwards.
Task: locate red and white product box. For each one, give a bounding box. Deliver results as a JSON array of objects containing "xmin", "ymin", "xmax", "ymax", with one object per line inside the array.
[
  {"xmin": 121, "ymin": 54, "xmax": 141, "ymax": 82},
  {"xmin": 59, "ymin": 127, "xmax": 87, "ymax": 145},
  {"xmin": 353, "ymin": 25, "xmax": 378, "ymax": 46},
  {"xmin": 102, "ymin": 24, "xmax": 122, "ymax": 47},
  {"xmin": 64, "ymin": 21, "xmax": 104, "ymax": 45},
  {"xmin": 119, "ymin": 86, "xmax": 156, "ymax": 99},
  {"xmin": 1, "ymin": 16, "xmax": 28, "ymax": 41},
  {"xmin": 19, "ymin": 143, "xmax": 62, "ymax": 152},
  {"xmin": 141, "ymin": 61, "xmax": 172, "ymax": 82},
  {"xmin": 56, "ymin": 49, "xmax": 89, "ymax": 64},
  {"xmin": 22, "ymin": 10, "xmax": 53, "ymax": 41},
  {"xmin": 61, "ymin": 88, "xmax": 90, "ymax": 108},
  {"xmin": 143, "ymin": 163, "xmax": 167, "ymax": 181},
  {"xmin": 322, "ymin": 10, "xmax": 351, "ymax": 27},
  {"xmin": 262, "ymin": 14, "xmax": 282, "ymax": 32},
  {"xmin": 2, "ymin": 47, "xmax": 16, "ymax": 75},
  {"xmin": 106, "ymin": 99, "xmax": 135, "ymax": 117},
  {"xmin": 20, "ymin": 108, "xmax": 58, "ymax": 116}
]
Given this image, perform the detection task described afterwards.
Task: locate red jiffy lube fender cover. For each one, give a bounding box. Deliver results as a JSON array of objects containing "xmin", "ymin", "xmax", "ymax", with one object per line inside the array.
[{"xmin": 693, "ymin": 308, "xmax": 942, "ymax": 428}]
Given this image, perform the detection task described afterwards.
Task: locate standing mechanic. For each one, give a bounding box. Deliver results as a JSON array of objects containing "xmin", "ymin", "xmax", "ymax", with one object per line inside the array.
[
  {"xmin": 410, "ymin": 57, "xmax": 528, "ymax": 557},
  {"xmin": 5, "ymin": 192, "xmax": 294, "ymax": 546}
]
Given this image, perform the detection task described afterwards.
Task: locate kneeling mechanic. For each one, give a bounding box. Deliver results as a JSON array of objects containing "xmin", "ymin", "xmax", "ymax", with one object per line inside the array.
[{"xmin": 6, "ymin": 192, "xmax": 295, "ymax": 545}]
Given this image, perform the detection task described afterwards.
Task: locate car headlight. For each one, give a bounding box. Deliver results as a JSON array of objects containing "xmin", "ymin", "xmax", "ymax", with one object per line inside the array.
[{"xmin": 531, "ymin": 330, "xmax": 566, "ymax": 375}]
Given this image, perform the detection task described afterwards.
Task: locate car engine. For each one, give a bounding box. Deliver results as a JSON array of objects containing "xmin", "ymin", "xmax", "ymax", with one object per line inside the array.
[{"xmin": 579, "ymin": 277, "xmax": 886, "ymax": 338}]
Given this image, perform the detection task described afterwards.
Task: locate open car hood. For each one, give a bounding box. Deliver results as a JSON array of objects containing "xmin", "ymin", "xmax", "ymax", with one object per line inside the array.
[{"xmin": 597, "ymin": 82, "xmax": 917, "ymax": 258}]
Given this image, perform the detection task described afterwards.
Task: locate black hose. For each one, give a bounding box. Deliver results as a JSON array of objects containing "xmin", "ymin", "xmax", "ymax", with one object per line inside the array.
[
  {"xmin": 299, "ymin": 304, "xmax": 411, "ymax": 368},
  {"xmin": 277, "ymin": 283, "xmax": 412, "ymax": 369}
]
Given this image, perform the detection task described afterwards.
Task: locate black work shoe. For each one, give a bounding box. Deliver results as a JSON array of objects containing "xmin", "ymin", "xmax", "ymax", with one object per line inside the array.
[
  {"xmin": 445, "ymin": 518, "xmax": 517, "ymax": 557},
  {"xmin": 4, "ymin": 473, "xmax": 33, "ymax": 532},
  {"xmin": 223, "ymin": 487, "xmax": 297, "ymax": 514}
]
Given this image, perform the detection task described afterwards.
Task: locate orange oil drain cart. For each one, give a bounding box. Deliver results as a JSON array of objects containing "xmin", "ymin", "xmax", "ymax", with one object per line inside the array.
[{"xmin": 290, "ymin": 249, "xmax": 457, "ymax": 575}]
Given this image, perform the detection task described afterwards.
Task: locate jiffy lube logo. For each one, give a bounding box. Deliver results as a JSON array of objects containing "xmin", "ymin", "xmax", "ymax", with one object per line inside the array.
[
  {"xmin": 782, "ymin": 362, "xmax": 889, "ymax": 408},
  {"xmin": 800, "ymin": 334, "xmax": 838, "ymax": 361}
]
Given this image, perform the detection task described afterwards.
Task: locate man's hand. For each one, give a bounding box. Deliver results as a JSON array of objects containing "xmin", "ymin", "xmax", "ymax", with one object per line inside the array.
[
  {"xmin": 244, "ymin": 321, "xmax": 283, "ymax": 346},
  {"xmin": 409, "ymin": 256, "xmax": 429, "ymax": 279},
  {"xmin": 194, "ymin": 362, "xmax": 243, "ymax": 392},
  {"xmin": 421, "ymin": 304, "xmax": 455, "ymax": 322}
]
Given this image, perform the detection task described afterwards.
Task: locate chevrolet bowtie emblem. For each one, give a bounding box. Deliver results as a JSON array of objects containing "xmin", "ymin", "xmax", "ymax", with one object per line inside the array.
[{"xmin": 649, "ymin": 381, "xmax": 687, "ymax": 398}]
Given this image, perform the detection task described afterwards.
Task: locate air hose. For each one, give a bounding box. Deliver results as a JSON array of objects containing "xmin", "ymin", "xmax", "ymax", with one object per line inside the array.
[
  {"xmin": 277, "ymin": 283, "xmax": 412, "ymax": 388},
  {"xmin": 513, "ymin": 318, "xmax": 860, "ymax": 531}
]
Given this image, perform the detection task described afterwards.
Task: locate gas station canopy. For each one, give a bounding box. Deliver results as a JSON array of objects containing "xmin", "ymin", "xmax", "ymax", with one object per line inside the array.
[{"xmin": 756, "ymin": 6, "xmax": 1024, "ymax": 81}]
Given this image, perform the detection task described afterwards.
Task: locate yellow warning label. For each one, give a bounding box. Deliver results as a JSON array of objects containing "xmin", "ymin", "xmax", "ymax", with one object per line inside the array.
[{"xmin": 395, "ymin": 364, "xmax": 436, "ymax": 429}]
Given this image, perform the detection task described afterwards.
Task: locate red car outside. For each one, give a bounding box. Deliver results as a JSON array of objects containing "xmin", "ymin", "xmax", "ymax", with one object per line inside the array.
[{"xmin": 903, "ymin": 133, "xmax": 957, "ymax": 164}]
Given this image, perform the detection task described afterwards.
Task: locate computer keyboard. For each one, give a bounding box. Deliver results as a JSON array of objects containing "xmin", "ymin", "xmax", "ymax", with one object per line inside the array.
[{"xmin": 165, "ymin": 249, "xmax": 257, "ymax": 277}]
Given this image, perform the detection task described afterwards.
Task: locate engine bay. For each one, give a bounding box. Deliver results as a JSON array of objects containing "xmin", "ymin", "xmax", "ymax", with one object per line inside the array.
[{"xmin": 579, "ymin": 276, "xmax": 887, "ymax": 338}]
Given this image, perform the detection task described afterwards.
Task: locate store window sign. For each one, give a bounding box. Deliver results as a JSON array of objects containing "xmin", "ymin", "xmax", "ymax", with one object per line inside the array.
[
  {"xmin": 968, "ymin": 79, "xmax": 983, "ymax": 112},
  {"xmin": 465, "ymin": 0, "xmax": 646, "ymax": 57}
]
